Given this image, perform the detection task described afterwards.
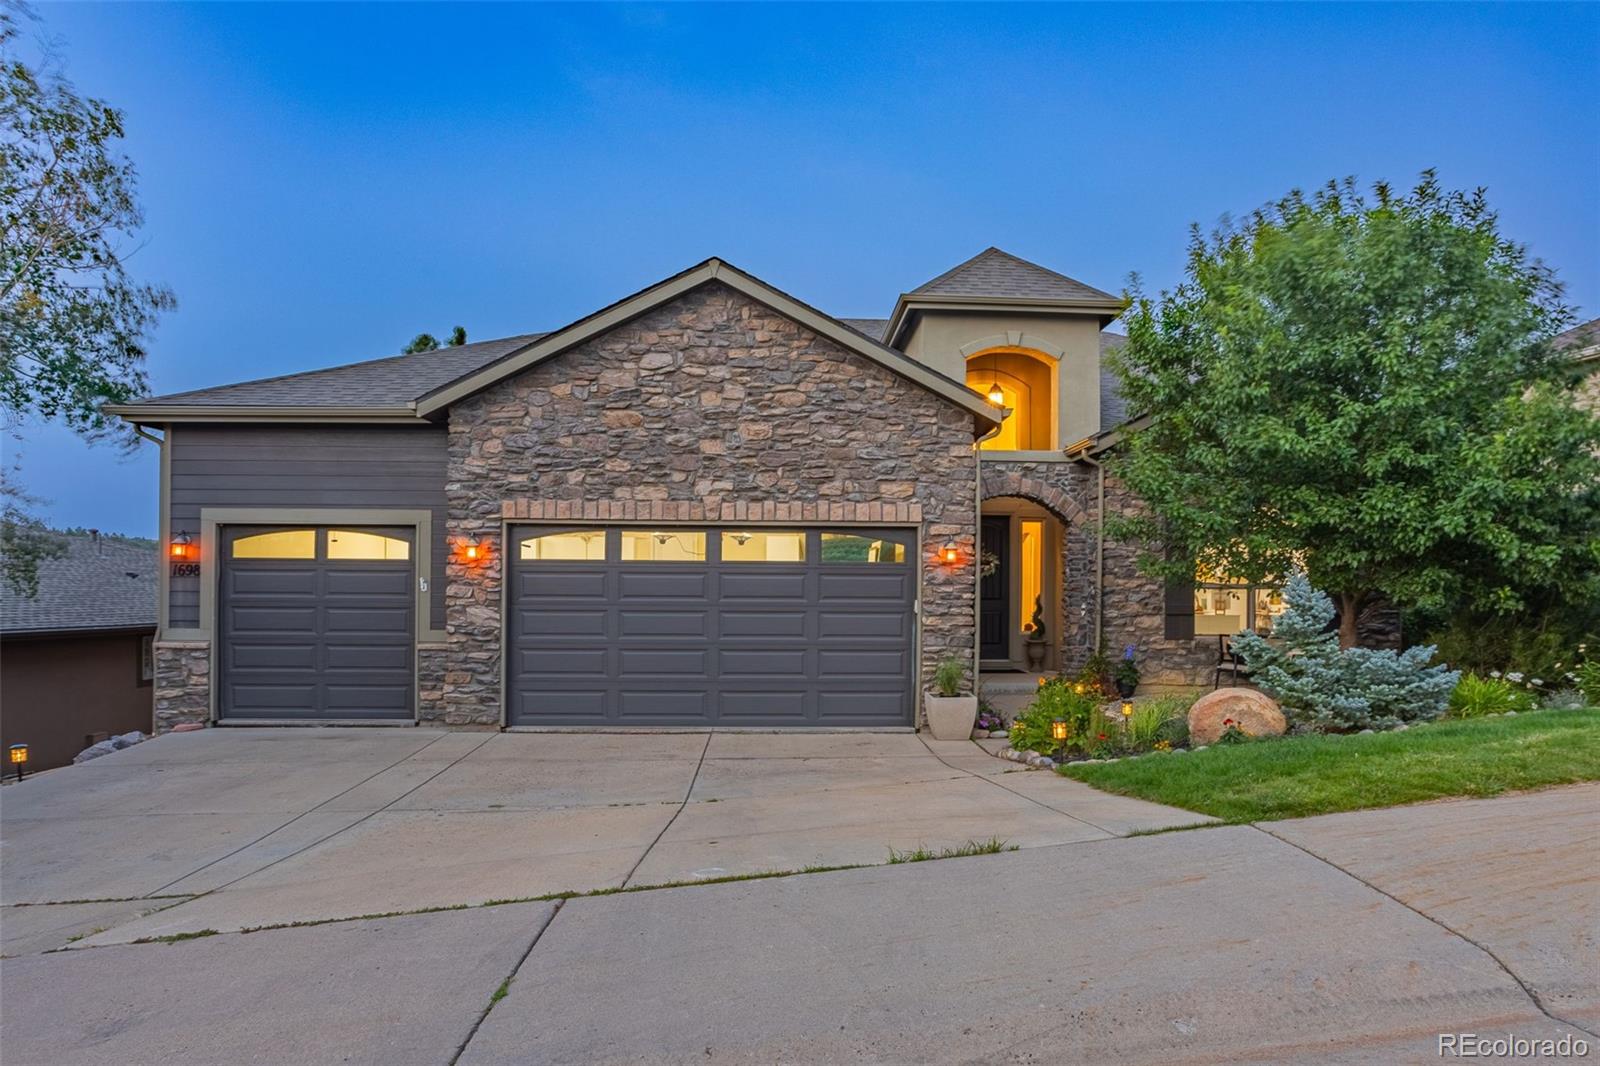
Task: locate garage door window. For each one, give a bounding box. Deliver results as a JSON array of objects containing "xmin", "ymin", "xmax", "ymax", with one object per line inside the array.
[
  {"xmin": 520, "ymin": 530, "xmax": 606, "ymax": 561},
  {"xmin": 621, "ymin": 530, "xmax": 706, "ymax": 562},
  {"xmin": 327, "ymin": 530, "xmax": 410, "ymax": 560},
  {"xmin": 820, "ymin": 532, "xmax": 906, "ymax": 564},
  {"xmin": 721, "ymin": 530, "xmax": 806, "ymax": 562},
  {"xmin": 231, "ymin": 529, "xmax": 316, "ymax": 559}
]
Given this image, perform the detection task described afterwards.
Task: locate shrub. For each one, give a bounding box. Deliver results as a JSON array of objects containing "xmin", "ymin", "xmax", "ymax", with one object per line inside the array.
[
  {"xmin": 1540, "ymin": 687, "xmax": 1588, "ymax": 712},
  {"xmin": 1126, "ymin": 693, "xmax": 1196, "ymax": 748},
  {"xmin": 1070, "ymin": 652, "xmax": 1115, "ymax": 699},
  {"xmin": 932, "ymin": 656, "xmax": 967, "ymax": 698},
  {"xmin": 1576, "ymin": 658, "xmax": 1600, "ymax": 708},
  {"xmin": 1448, "ymin": 674, "xmax": 1535, "ymax": 718},
  {"xmin": 1233, "ymin": 573, "xmax": 1459, "ymax": 732},
  {"xmin": 1010, "ymin": 679, "xmax": 1099, "ymax": 755}
]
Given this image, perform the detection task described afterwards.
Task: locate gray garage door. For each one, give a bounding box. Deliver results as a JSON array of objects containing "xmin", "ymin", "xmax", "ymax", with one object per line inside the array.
[
  {"xmin": 507, "ymin": 526, "xmax": 916, "ymax": 727},
  {"xmin": 219, "ymin": 526, "xmax": 414, "ymax": 721}
]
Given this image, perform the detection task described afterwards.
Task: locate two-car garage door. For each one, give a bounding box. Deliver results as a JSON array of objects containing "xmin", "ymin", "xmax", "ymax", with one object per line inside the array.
[{"xmin": 506, "ymin": 526, "xmax": 917, "ymax": 727}]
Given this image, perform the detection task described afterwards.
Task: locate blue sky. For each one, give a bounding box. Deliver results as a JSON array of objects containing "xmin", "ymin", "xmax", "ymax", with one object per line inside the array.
[{"xmin": 10, "ymin": 2, "xmax": 1598, "ymax": 536}]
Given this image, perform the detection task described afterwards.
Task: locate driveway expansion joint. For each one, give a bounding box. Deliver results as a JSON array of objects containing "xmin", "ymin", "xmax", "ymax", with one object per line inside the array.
[
  {"xmin": 1251, "ymin": 822, "xmax": 1600, "ymax": 1040},
  {"xmin": 621, "ymin": 734, "xmax": 712, "ymax": 888},
  {"xmin": 449, "ymin": 899, "xmax": 564, "ymax": 1066}
]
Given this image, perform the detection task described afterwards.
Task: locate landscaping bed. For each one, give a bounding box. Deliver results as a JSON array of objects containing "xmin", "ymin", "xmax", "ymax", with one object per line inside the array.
[{"xmin": 1059, "ymin": 706, "xmax": 1600, "ymax": 823}]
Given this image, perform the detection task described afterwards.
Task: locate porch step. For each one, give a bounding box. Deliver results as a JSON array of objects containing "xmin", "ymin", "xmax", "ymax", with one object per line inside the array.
[{"xmin": 979, "ymin": 673, "xmax": 1049, "ymax": 716}]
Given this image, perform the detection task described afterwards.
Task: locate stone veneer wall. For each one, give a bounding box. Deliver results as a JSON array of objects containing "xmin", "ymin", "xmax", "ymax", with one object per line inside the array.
[
  {"xmin": 980, "ymin": 460, "xmax": 1219, "ymax": 689},
  {"xmin": 432, "ymin": 281, "xmax": 980, "ymax": 726},
  {"xmin": 153, "ymin": 640, "xmax": 210, "ymax": 732},
  {"xmin": 1098, "ymin": 473, "xmax": 1218, "ymax": 688}
]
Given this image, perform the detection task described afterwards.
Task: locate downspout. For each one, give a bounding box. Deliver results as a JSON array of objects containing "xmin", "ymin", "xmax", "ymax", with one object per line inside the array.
[
  {"xmin": 1065, "ymin": 441, "xmax": 1106, "ymax": 657},
  {"xmin": 972, "ymin": 416, "xmax": 1005, "ymax": 686}
]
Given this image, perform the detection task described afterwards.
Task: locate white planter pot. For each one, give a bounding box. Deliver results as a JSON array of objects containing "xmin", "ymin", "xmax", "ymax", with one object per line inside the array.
[{"xmin": 924, "ymin": 694, "xmax": 979, "ymax": 741}]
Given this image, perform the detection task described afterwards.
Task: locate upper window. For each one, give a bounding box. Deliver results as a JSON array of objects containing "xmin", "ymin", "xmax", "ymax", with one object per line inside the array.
[
  {"xmin": 327, "ymin": 530, "xmax": 409, "ymax": 560},
  {"xmin": 819, "ymin": 532, "xmax": 906, "ymax": 564},
  {"xmin": 966, "ymin": 350, "xmax": 1054, "ymax": 451},
  {"xmin": 1194, "ymin": 564, "xmax": 1285, "ymax": 636},
  {"xmin": 621, "ymin": 530, "xmax": 706, "ymax": 562},
  {"xmin": 231, "ymin": 529, "xmax": 316, "ymax": 559},
  {"xmin": 520, "ymin": 530, "xmax": 606, "ymax": 561},
  {"xmin": 721, "ymin": 531, "xmax": 806, "ymax": 563}
]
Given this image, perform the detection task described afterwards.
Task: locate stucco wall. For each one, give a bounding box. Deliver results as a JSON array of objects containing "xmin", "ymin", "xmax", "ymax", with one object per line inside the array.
[
  {"xmin": 898, "ymin": 311, "xmax": 1104, "ymax": 447},
  {"xmin": 435, "ymin": 281, "xmax": 982, "ymax": 726}
]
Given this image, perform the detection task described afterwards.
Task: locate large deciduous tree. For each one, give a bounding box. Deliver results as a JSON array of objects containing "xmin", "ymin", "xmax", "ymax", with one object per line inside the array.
[
  {"xmin": 0, "ymin": 5, "xmax": 174, "ymax": 593},
  {"xmin": 1108, "ymin": 173, "xmax": 1600, "ymax": 648}
]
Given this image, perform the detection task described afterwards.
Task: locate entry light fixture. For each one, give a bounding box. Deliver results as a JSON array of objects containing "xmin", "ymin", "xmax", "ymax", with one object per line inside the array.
[
  {"xmin": 940, "ymin": 539, "xmax": 959, "ymax": 565},
  {"xmin": 459, "ymin": 536, "xmax": 486, "ymax": 564},
  {"xmin": 169, "ymin": 530, "xmax": 194, "ymax": 561},
  {"xmin": 8, "ymin": 743, "xmax": 28, "ymax": 781},
  {"xmin": 986, "ymin": 383, "xmax": 1005, "ymax": 406}
]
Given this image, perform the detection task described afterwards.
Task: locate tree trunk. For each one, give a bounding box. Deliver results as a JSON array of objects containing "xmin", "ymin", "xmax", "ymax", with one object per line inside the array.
[{"xmin": 1338, "ymin": 591, "xmax": 1361, "ymax": 649}]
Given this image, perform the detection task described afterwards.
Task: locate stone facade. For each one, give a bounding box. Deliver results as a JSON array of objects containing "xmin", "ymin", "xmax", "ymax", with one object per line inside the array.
[
  {"xmin": 979, "ymin": 459, "xmax": 1218, "ymax": 689},
  {"xmin": 431, "ymin": 281, "xmax": 981, "ymax": 726},
  {"xmin": 153, "ymin": 640, "xmax": 210, "ymax": 732}
]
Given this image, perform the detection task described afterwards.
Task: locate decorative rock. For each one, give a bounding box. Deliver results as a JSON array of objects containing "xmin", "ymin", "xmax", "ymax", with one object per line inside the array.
[
  {"xmin": 989, "ymin": 730, "xmax": 1009, "ymax": 738},
  {"xmin": 1191, "ymin": 745, "xmax": 1208, "ymax": 752},
  {"xmin": 172, "ymin": 722, "xmax": 206, "ymax": 733},
  {"xmin": 1505, "ymin": 710, "xmax": 1518, "ymax": 716},
  {"xmin": 1187, "ymin": 687, "xmax": 1286, "ymax": 746},
  {"xmin": 1358, "ymin": 729, "xmax": 1375, "ymax": 735},
  {"xmin": 1393, "ymin": 723, "xmax": 1409, "ymax": 731},
  {"xmin": 1171, "ymin": 748, "xmax": 1187, "ymax": 755}
]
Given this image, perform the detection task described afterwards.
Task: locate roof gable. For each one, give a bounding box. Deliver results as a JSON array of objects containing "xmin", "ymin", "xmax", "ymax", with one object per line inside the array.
[{"xmin": 416, "ymin": 258, "xmax": 1003, "ymax": 431}]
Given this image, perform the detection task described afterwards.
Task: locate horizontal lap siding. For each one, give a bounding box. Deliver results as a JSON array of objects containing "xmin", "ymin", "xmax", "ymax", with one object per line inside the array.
[{"xmin": 167, "ymin": 424, "xmax": 448, "ymax": 630}]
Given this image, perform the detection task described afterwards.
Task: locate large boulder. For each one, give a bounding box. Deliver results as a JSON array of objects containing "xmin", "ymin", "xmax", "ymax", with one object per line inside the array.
[{"xmin": 1188, "ymin": 687, "xmax": 1286, "ymax": 746}]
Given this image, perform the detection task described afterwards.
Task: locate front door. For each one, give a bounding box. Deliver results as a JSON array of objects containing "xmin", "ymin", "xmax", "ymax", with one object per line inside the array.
[{"xmin": 979, "ymin": 516, "xmax": 1009, "ymax": 662}]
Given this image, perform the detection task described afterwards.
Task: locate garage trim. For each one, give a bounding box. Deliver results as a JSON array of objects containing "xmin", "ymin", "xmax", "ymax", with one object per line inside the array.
[
  {"xmin": 499, "ymin": 518, "xmax": 925, "ymax": 729},
  {"xmin": 183, "ymin": 507, "xmax": 438, "ymax": 723}
]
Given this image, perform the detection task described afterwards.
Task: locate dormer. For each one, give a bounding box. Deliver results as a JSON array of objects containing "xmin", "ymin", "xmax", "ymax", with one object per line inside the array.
[{"xmin": 885, "ymin": 248, "xmax": 1124, "ymax": 453}]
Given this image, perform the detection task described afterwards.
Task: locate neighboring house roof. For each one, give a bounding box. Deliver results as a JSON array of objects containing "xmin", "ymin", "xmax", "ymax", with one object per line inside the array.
[
  {"xmin": 1555, "ymin": 317, "xmax": 1600, "ymax": 360},
  {"xmin": 0, "ymin": 533, "xmax": 158, "ymax": 637},
  {"xmin": 910, "ymin": 246, "xmax": 1119, "ymax": 304},
  {"xmin": 837, "ymin": 318, "xmax": 889, "ymax": 341}
]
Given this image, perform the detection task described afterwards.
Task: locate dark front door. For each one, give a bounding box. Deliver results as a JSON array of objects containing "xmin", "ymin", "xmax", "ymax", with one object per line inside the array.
[
  {"xmin": 506, "ymin": 526, "xmax": 916, "ymax": 727},
  {"xmin": 219, "ymin": 526, "xmax": 415, "ymax": 721},
  {"xmin": 979, "ymin": 516, "xmax": 1010, "ymax": 661}
]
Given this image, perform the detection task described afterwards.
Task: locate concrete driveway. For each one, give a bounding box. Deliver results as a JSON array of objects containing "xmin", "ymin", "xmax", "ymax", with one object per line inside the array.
[
  {"xmin": 1, "ymin": 782, "xmax": 1594, "ymax": 1065},
  {"xmin": 0, "ymin": 727, "xmax": 1206, "ymax": 948}
]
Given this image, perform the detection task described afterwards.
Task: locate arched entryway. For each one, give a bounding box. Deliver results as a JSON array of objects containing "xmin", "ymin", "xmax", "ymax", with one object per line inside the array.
[
  {"xmin": 978, "ymin": 473, "xmax": 1087, "ymax": 674},
  {"xmin": 965, "ymin": 349, "xmax": 1057, "ymax": 451}
]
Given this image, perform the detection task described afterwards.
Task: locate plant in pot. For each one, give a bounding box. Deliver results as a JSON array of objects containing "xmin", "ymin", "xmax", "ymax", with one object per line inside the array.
[
  {"xmin": 1113, "ymin": 645, "xmax": 1140, "ymax": 698},
  {"xmin": 925, "ymin": 655, "xmax": 978, "ymax": 740},
  {"xmin": 1023, "ymin": 595, "xmax": 1048, "ymax": 671}
]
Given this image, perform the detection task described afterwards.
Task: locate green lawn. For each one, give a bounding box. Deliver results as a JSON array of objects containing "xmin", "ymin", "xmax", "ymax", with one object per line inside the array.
[{"xmin": 1059, "ymin": 707, "xmax": 1600, "ymax": 823}]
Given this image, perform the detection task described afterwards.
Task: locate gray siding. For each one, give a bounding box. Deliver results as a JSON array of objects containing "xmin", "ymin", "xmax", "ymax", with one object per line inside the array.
[{"xmin": 167, "ymin": 424, "xmax": 448, "ymax": 630}]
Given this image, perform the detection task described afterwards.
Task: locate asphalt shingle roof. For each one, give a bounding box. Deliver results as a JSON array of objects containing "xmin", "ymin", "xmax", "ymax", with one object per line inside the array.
[
  {"xmin": 910, "ymin": 247, "xmax": 1119, "ymax": 304},
  {"xmin": 1099, "ymin": 332, "xmax": 1130, "ymax": 429},
  {"xmin": 141, "ymin": 334, "xmax": 547, "ymax": 408},
  {"xmin": 1, "ymin": 533, "xmax": 157, "ymax": 636},
  {"xmin": 1555, "ymin": 317, "xmax": 1600, "ymax": 356}
]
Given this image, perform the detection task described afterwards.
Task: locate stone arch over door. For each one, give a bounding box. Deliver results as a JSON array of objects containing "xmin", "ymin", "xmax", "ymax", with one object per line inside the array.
[
  {"xmin": 979, "ymin": 468, "xmax": 1095, "ymax": 672},
  {"xmin": 980, "ymin": 470, "xmax": 1086, "ymax": 524}
]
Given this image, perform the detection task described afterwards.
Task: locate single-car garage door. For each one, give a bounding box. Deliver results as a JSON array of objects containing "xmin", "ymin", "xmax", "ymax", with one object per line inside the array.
[
  {"xmin": 219, "ymin": 526, "xmax": 414, "ymax": 721},
  {"xmin": 507, "ymin": 526, "xmax": 916, "ymax": 727}
]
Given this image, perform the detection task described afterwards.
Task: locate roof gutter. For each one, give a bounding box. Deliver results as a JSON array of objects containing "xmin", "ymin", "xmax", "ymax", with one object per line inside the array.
[
  {"xmin": 102, "ymin": 403, "xmax": 429, "ymax": 425},
  {"xmin": 885, "ymin": 293, "xmax": 1128, "ymax": 349}
]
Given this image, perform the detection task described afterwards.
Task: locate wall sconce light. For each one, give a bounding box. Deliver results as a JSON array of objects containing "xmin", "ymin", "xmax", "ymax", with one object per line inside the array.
[
  {"xmin": 986, "ymin": 383, "xmax": 1005, "ymax": 406},
  {"xmin": 8, "ymin": 743, "xmax": 28, "ymax": 781},
  {"xmin": 169, "ymin": 530, "xmax": 194, "ymax": 561},
  {"xmin": 940, "ymin": 539, "xmax": 959, "ymax": 564},
  {"xmin": 459, "ymin": 537, "xmax": 487, "ymax": 565}
]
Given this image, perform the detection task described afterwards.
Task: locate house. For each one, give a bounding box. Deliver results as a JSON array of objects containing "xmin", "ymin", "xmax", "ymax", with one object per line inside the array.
[
  {"xmin": 105, "ymin": 250, "xmax": 1245, "ymax": 732},
  {"xmin": 0, "ymin": 532, "xmax": 158, "ymax": 769},
  {"xmin": 1556, "ymin": 317, "xmax": 1600, "ymax": 410}
]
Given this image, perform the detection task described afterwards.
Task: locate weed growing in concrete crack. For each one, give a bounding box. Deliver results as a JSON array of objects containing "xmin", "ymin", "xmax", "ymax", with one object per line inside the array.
[{"xmin": 887, "ymin": 838, "xmax": 1017, "ymax": 863}]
